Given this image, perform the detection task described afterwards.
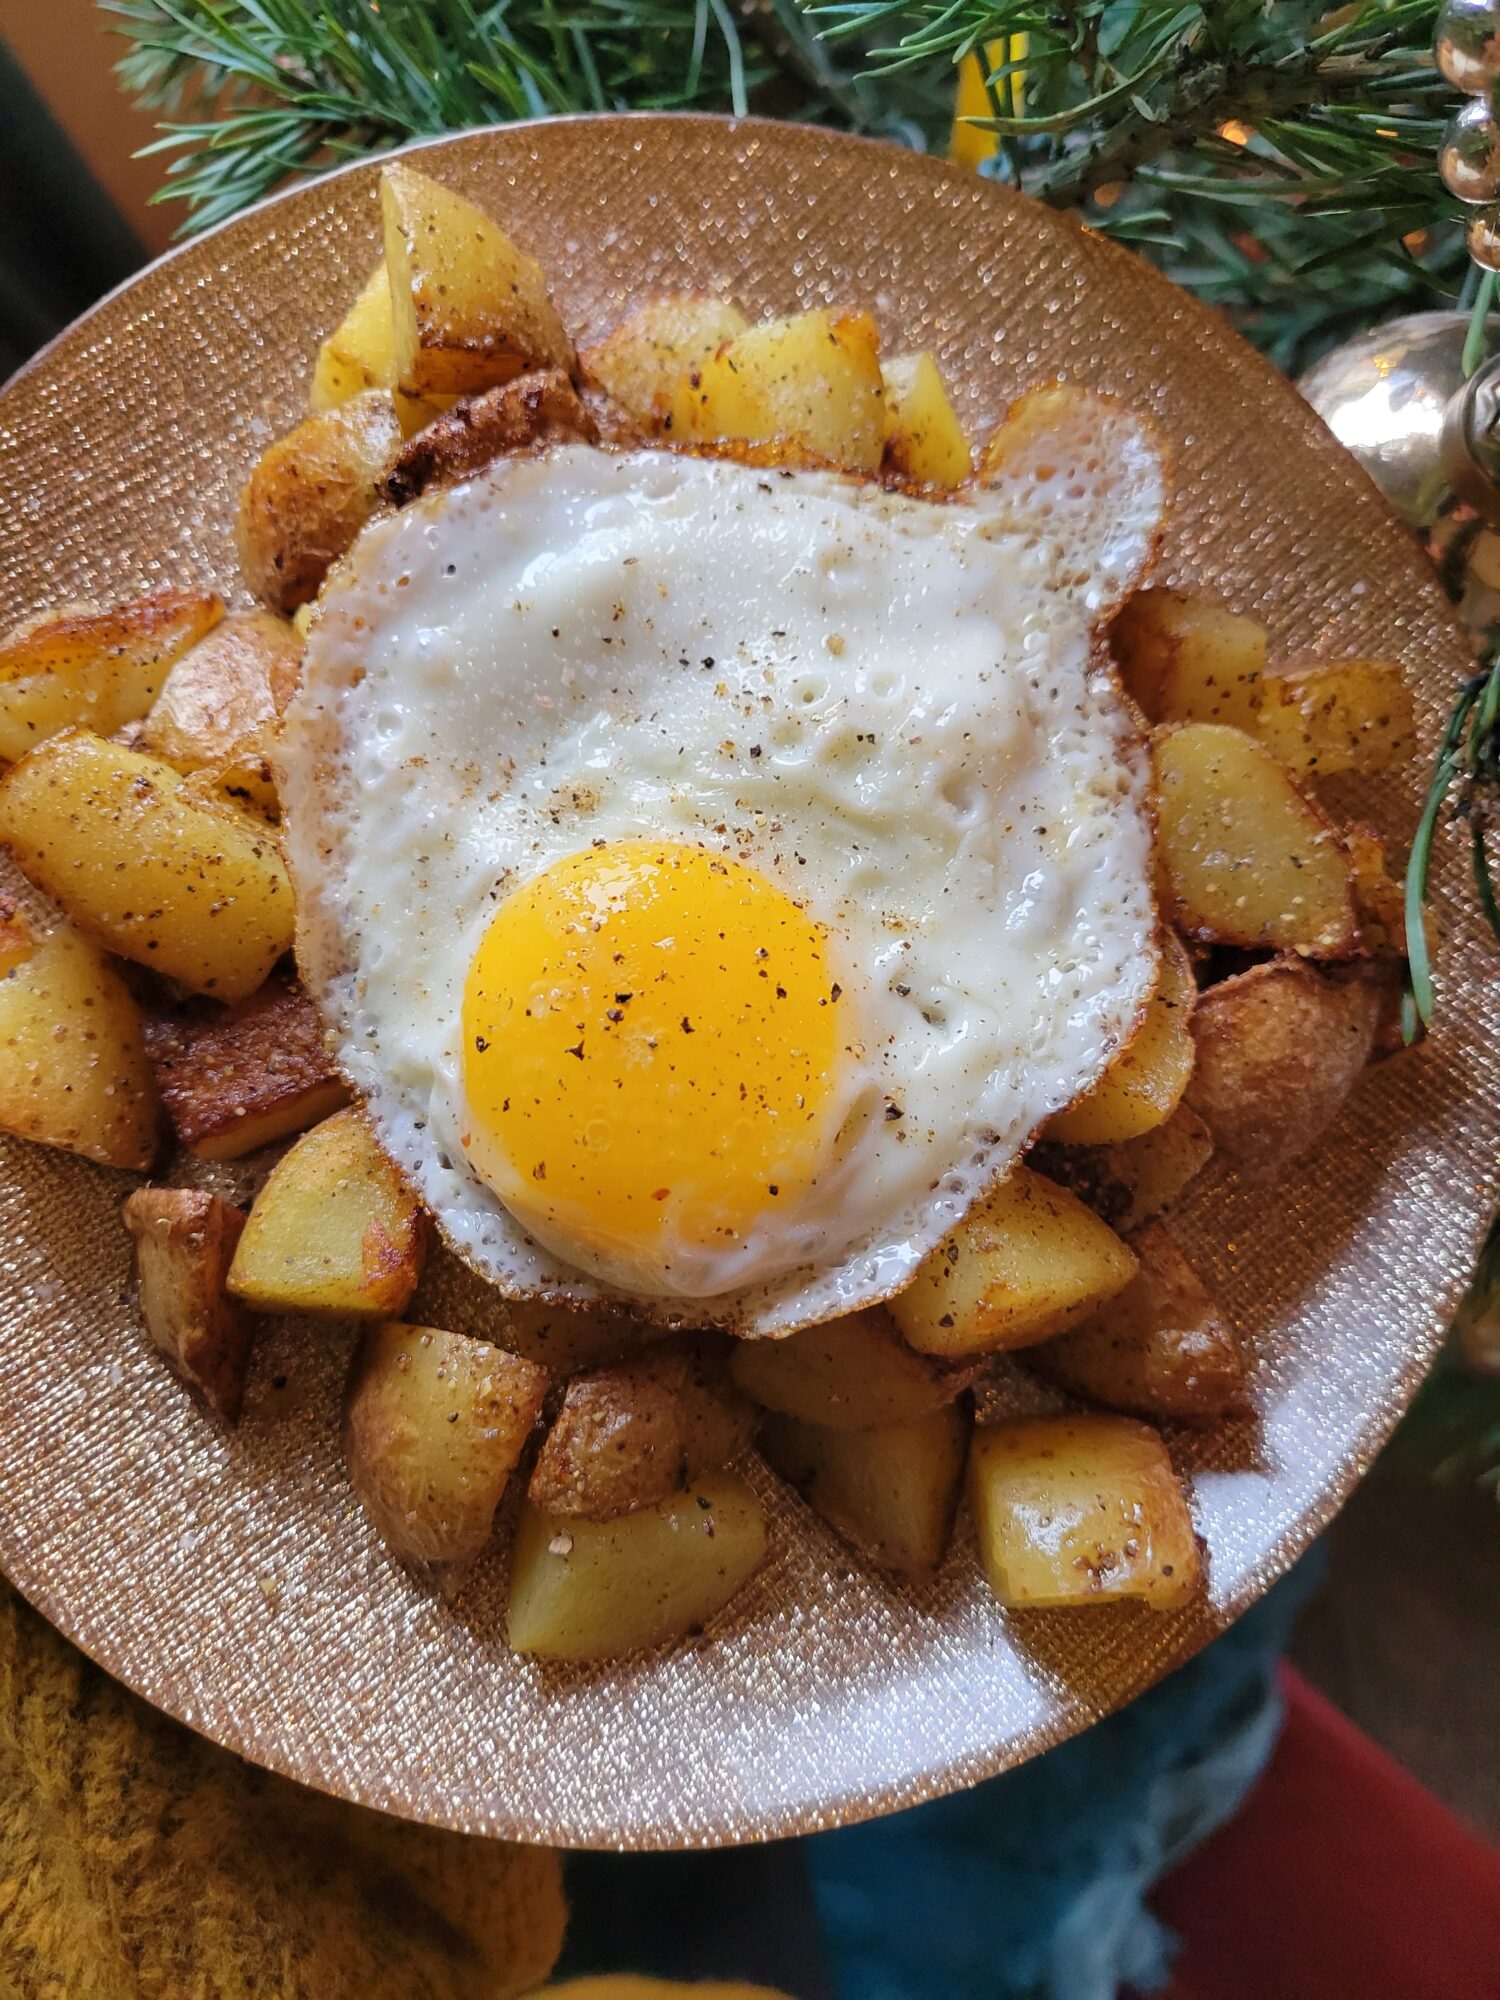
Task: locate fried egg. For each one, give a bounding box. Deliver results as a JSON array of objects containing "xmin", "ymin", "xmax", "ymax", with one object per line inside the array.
[{"xmin": 280, "ymin": 403, "xmax": 1164, "ymax": 1335}]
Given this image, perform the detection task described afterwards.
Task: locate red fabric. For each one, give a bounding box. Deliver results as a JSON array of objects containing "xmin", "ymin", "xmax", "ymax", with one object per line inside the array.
[{"xmin": 1150, "ymin": 1665, "xmax": 1500, "ymax": 2000}]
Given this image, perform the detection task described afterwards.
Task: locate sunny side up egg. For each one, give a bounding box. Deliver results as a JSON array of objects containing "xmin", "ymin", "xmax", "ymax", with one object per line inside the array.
[{"xmin": 279, "ymin": 401, "xmax": 1166, "ymax": 1338}]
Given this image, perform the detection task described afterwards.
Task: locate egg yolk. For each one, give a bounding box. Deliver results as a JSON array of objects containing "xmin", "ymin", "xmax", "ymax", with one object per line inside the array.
[{"xmin": 460, "ymin": 842, "xmax": 845, "ymax": 1292}]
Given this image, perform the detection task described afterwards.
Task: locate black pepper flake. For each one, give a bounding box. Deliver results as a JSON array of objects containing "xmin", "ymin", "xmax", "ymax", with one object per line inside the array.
[
  {"xmin": 884, "ymin": 1101, "xmax": 904, "ymax": 1121},
  {"xmin": 938, "ymin": 1313, "xmax": 955, "ymax": 1328},
  {"xmin": 681, "ymin": 1016, "xmax": 695, "ymax": 1034},
  {"xmin": 830, "ymin": 983, "xmax": 842, "ymax": 1001},
  {"xmin": 768, "ymin": 1184, "xmax": 779, "ymax": 1196},
  {"xmin": 473, "ymin": 1035, "xmax": 489, "ymax": 1053},
  {"xmin": 565, "ymin": 1041, "xmax": 584, "ymax": 1060}
]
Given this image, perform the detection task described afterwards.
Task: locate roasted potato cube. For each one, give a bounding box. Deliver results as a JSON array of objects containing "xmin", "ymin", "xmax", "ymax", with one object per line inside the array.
[
  {"xmin": 0, "ymin": 921, "xmax": 160, "ymax": 1170},
  {"xmin": 227, "ymin": 1106, "xmax": 426, "ymax": 1317},
  {"xmin": 1110, "ymin": 587, "xmax": 1265, "ymax": 731},
  {"xmin": 139, "ymin": 610, "xmax": 300, "ymax": 779},
  {"xmin": 729, "ymin": 1304, "xmax": 974, "ymax": 1429},
  {"xmin": 667, "ymin": 307, "xmax": 886, "ymax": 472},
  {"xmin": 122, "ymin": 1186, "xmax": 251, "ymax": 1422},
  {"xmin": 380, "ymin": 161, "xmax": 576, "ymax": 399},
  {"xmin": 344, "ymin": 1320, "xmax": 546, "ymax": 1575},
  {"xmin": 527, "ymin": 1337, "xmax": 755, "ymax": 1521},
  {"xmin": 0, "ymin": 589, "xmax": 223, "ymax": 766},
  {"xmin": 383, "ymin": 369, "xmax": 597, "ymax": 506},
  {"xmin": 582, "ymin": 292, "xmax": 747, "ymax": 429},
  {"xmin": 761, "ymin": 1401, "xmax": 971, "ymax": 1581},
  {"xmin": 1037, "ymin": 1101, "xmax": 1215, "ymax": 1236},
  {"xmin": 309, "ymin": 259, "xmax": 442, "ymax": 436},
  {"xmin": 0, "ymin": 895, "xmax": 35, "ymax": 978},
  {"xmin": 882, "ymin": 351, "xmax": 972, "ymax": 486},
  {"xmin": 889, "ymin": 1165, "xmax": 1138, "ymax": 1358},
  {"xmin": 146, "ymin": 974, "xmax": 350, "ymax": 1161},
  {"xmin": 0, "ymin": 731, "xmax": 293, "ymax": 1002},
  {"xmin": 1033, "ymin": 1222, "xmax": 1244, "ymax": 1420},
  {"xmin": 1154, "ymin": 723, "xmax": 1357, "ymax": 956},
  {"xmin": 236, "ymin": 391, "xmax": 403, "ymax": 613},
  {"xmin": 507, "ymin": 1472, "xmax": 767, "ymax": 1660},
  {"xmin": 1255, "ymin": 655, "xmax": 1415, "ymax": 777},
  {"xmin": 1185, "ymin": 956, "xmax": 1382, "ymax": 1184},
  {"xmin": 1047, "ymin": 931, "xmax": 1196, "ymax": 1145},
  {"xmin": 177, "ymin": 755, "xmax": 280, "ymax": 825},
  {"xmin": 969, "ymin": 1415, "xmax": 1199, "ymax": 1609}
]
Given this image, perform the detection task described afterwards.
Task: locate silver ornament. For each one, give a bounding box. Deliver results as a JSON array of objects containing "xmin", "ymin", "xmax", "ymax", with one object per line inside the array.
[
  {"xmin": 1437, "ymin": 0, "xmax": 1500, "ymax": 96},
  {"xmin": 1469, "ymin": 206, "xmax": 1500, "ymax": 269},
  {"xmin": 1441, "ymin": 96, "xmax": 1500, "ymax": 203}
]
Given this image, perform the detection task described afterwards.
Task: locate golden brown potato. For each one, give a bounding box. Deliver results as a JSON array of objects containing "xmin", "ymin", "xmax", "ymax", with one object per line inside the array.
[
  {"xmin": 1255, "ymin": 655, "xmax": 1416, "ymax": 777},
  {"xmin": 1036, "ymin": 1100, "xmax": 1215, "ymax": 1236},
  {"xmin": 889, "ymin": 1165, "xmax": 1138, "ymax": 1358},
  {"xmin": 1153, "ymin": 723, "xmax": 1357, "ymax": 956},
  {"xmin": 146, "ymin": 973, "xmax": 351, "ymax": 1161},
  {"xmin": 1032, "ymin": 1222, "xmax": 1244, "ymax": 1420},
  {"xmin": 507, "ymin": 1472, "xmax": 767, "ymax": 1660},
  {"xmin": 139, "ymin": 610, "xmax": 301, "ymax": 778},
  {"xmin": 582, "ymin": 292, "xmax": 747, "ymax": 428},
  {"xmin": 0, "ymin": 921, "xmax": 160, "ymax": 1170},
  {"xmin": 881, "ymin": 352, "xmax": 972, "ymax": 486},
  {"xmin": 307, "ymin": 257, "xmax": 445, "ymax": 435},
  {"xmin": 526, "ymin": 1337, "xmax": 755, "ymax": 1521},
  {"xmin": 1110, "ymin": 587, "xmax": 1266, "ymax": 732},
  {"xmin": 0, "ymin": 589, "xmax": 223, "ymax": 766},
  {"xmin": 0, "ymin": 731, "xmax": 294, "ymax": 1003},
  {"xmin": 344, "ymin": 1320, "xmax": 547, "ymax": 1575},
  {"xmin": 235, "ymin": 391, "xmax": 403, "ymax": 612},
  {"xmin": 968, "ymin": 1415, "xmax": 1199, "ymax": 1609},
  {"xmin": 1046, "ymin": 931, "xmax": 1196, "ymax": 1145},
  {"xmin": 760, "ymin": 1401, "xmax": 971, "ymax": 1581},
  {"xmin": 1185, "ymin": 957, "xmax": 1382, "ymax": 1184},
  {"xmin": 0, "ymin": 895, "xmax": 34, "ymax": 978},
  {"xmin": 380, "ymin": 161, "xmax": 576, "ymax": 398},
  {"xmin": 383, "ymin": 369, "xmax": 596, "ymax": 505},
  {"xmin": 728, "ymin": 1304, "xmax": 975, "ymax": 1430},
  {"xmin": 226, "ymin": 1106, "xmax": 426, "ymax": 1317},
  {"xmin": 122, "ymin": 1186, "xmax": 252, "ymax": 1422},
  {"xmin": 666, "ymin": 308, "xmax": 886, "ymax": 472},
  {"xmin": 177, "ymin": 754, "xmax": 281, "ymax": 825}
]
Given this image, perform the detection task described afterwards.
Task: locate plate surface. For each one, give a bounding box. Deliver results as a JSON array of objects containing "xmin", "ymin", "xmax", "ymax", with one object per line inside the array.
[{"xmin": 0, "ymin": 115, "xmax": 1490, "ymax": 1849}]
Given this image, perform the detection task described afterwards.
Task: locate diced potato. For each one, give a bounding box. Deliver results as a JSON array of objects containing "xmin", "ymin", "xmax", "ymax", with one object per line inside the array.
[
  {"xmin": 507, "ymin": 1472, "xmax": 767, "ymax": 1660},
  {"xmin": 226, "ymin": 1106, "xmax": 426, "ymax": 1317},
  {"xmin": 760, "ymin": 1401, "xmax": 971, "ymax": 1580},
  {"xmin": 729, "ymin": 1304, "xmax": 974, "ymax": 1429},
  {"xmin": 1047, "ymin": 931, "xmax": 1196, "ymax": 1144},
  {"xmin": 122, "ymin": 1186, "xmax": 251, "ymax": 1422},
  {"xmin": 1033, "ymin": 1222, "xmax": 1244, "ymax": 1420},
  {"xmin": 0, "ymin": 589, "xmax": 223, "ymax": 765},
  {"xmin": 235, "ymin": 391, "xmax": 403, "ymax": 613},
  {"xmin": 1345, "ymin": 822, "xmax": 1407, "ymax": 956},
  {"xmin": 308, "ymin": 258, "xmax": 447, "ymax": 435},
  {"xmin": 1255, "ymin": 655, "xmax": 1415, "ymax": 777},
  {"xmin": 1185, "ymin": 957, "xmax": 1382, "ymax": 1184},
  {"xmin": 968, "ymin": 1415, "xmax": 1199, "ymax": 1609},
  {"xmin": 146, "ymin": 973, "xmax": 351, "ymax": 1161},
  {"xmin": 0, "ymin": 895, "xmax": 35, "ymax": 978},
  {"xmin": 1037, "ymin": 1101, "xmax": 1215, "ymax": 1236},
  {"xmin": 666, "ymin": 307, "xmax": 886, "ymax": 472},
  {"xmin": 1110, "ymin": 587, "xmax": 1266, "ymax": 731},
  {"xmin": 882, "ymin": 352, "xmax": 972, "ymax": 486},
  {"xmin": 526, "ymin": 1337, "xmax": 755, "ymax": 1521},
  {"xmin": 384, "ymin": 369, "xmax": 596, "ymax": 506},
  {"xmin": 139, "ymin": 610, "xmax": 300, "ymax": 778},
  {"xmin": 178, "ymin": 754, "xmax": 280, "ymax": 825},
  {"xmin": 0, "ymin": 921, "xmax": 160, "ymax": 1170},
  {"xmin": 380, "ymin": 161, "xmax": 576, "ymax": 398},
  {"xmin": 889, "ymin": 1164, "xmax": 1138, "ymax": 1358},
  {"xmin": 0, "ymin": 731, "xmax": 294, "ymax": 1002},
  {"xmin": 1153, "ymin": 723, "xmax": 1357, "ymax": 956},
  {"xmin": 582, "ymin": 293, "xmax": 747, "ymax": 429},
  {"xmin": 344, "ymin": 1320, "xmax": 547, "ymax": 1575}
]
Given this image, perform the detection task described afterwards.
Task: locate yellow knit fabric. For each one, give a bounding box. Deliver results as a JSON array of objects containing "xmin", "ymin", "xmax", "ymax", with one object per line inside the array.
[{"xmin": 0, "ymin": 1578, "xmax": 565, "ymax": 1998}]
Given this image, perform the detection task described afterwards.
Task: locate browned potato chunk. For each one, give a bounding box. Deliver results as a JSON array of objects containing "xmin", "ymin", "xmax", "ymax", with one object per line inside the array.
[
  {"xmin": 227, "ymin": 1106, "xmax": 426, "ymax": 1317},
  {"xmin": 507, "ymin": 1473, "xmax": 767, "ymax": 1660},
  {"xmin": 0, "ymin": 590, "xmax": 223, "ymax": 765},
  {"xmin": 146, "ymin": 974, "xmax": 351, "ymax": 1161},
  {"xmin": 122, "ymin": 1186, "xmax": 252, "ymax": 1422},
  {"xmin": 139, "ymin": 610, "xmax": 301, "ymax": 777},
  {"xmin": 666, "ymin": 308, "xmax": 886, "ymax": 471},
  {"xmin": 380, "ymin": 161, "xmax": 575, "ymax": 398},
  {"xmin": 1185, "ymin": 957, "xmax": 1382, "ymax": 1184},
  {"xmin": 0, "ymin": 895, "xmax": 35, "ymax": 978},
  {"xmin": 890, "ymin": 1165, "xmax": 1137, "ymax": 1358},
  {"xmin": 0, "ymin": 921, "xmax": 160, "ymax": 1169},
  {"xmin": 881, "ymin": 352, "xmax": 972, "ymax": 486},
  {"xmin": 383, "ymin": 369, "xmax": 596, "ymax": 506},
  {"xmin": 1154, "ymin": 723, "xmax": 1357, "ymax": 956},
  {"xmin": 582, "ymin": 292, "xmax": 747, "ymax": 429},
  {"xmin": 969, "ymin": 1414, "xmax": 1199, "ymax": 1609},
  {"xmin": 307, "ymin": 258, "xmax": 447, "ymax": 435},
  {"xmin": 344, "ymin": 1320, "xmax": 546, "ymax": 1575},
  {"xmin": 1036, "ymin": 1101, "xmax": 1215, "ymax": 1236},
  {"xmin": 235, "ymin": 391, "xmax": 402, "ymax": 612},
  {"xmin": 1032, "ymin": 1222, "xmax": 1244, "ymax": 1420},
  {"xmin": 0, "ymin": 731, "xmax": 294, "ymax": 1002},
  {"xmin": 760, "ymin": 1401, "xmax": 971, "ymax": 1581},
  {"xmin": 1110, "ymin": 587, "xmax": 1265, "ymax": 731},
  {"xmin": 1047, "ymin": 931, "xmax": 1196, "ymax": 1145},
  {"xmin": 1255, "ymin": 656, "xmax": 1415, "ymax": 777},
  {"xmin": 526, "ymin": 1337, "xmax": 755, "ymax": 1521},
  {"xmin": 729, "ymin": 1304, "xmax": 974, "ymax": 1429}
]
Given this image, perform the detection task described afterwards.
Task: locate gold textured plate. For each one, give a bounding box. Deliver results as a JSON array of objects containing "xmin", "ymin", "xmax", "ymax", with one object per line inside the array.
[{"xmin": 0, "ymin": 115, "xmax": 1491, "ymax": 1850}]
